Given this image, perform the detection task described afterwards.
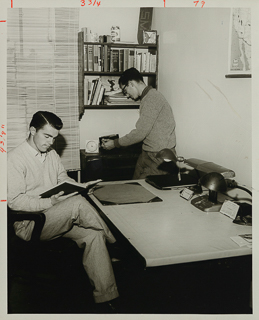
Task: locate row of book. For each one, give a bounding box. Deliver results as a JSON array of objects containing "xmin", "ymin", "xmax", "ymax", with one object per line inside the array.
[
  {"xmin": 84, "ymin": 76, "xmax": 140, "ymax": 106},
  {"xmin": 84, "ymin": 77, "xmax": 105, "ymax": 105},
  {"xmin": 84, "ymin": 45, "xmax": 157, "ymax": 73}
]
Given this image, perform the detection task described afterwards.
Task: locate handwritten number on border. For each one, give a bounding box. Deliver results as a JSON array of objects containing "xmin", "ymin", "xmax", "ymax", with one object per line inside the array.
[{"xmin": 194, "ymin": 1, "xmax": 205, "ymax": 7}]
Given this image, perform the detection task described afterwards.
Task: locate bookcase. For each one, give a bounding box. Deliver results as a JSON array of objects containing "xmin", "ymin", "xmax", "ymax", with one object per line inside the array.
[{"xmin": 78, "ymin": 31, "xmax": 159, "ymax": 112}]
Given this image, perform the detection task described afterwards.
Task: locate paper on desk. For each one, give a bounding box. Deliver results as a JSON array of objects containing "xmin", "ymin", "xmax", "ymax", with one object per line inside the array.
[{"xmin": 230, "ymin": 235, "xmax": 252, "ymax": 248}]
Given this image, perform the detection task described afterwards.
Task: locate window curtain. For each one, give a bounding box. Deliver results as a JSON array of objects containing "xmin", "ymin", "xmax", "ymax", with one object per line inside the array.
[{"xmin": 7, "ymin": 8, "xmax": 80, "ymax": 171}]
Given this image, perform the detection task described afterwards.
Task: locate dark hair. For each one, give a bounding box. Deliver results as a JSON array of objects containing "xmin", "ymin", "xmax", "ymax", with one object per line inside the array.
[
  {"xmin": 29, "ymin": 111, "xmax": 63, "ymax": 131},
  {"xmin": 118, "ymin": 67, "xmax": 144, "ymax": 87}
]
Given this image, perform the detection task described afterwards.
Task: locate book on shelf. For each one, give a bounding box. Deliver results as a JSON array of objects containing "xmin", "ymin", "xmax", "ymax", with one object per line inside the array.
[
  {"xmin": 149, "ymin": 54, "xmax": 157, "ymax": 72},
  {"xmin": 84, "ymin": 45, "xmax": 88, "ymax": 71},
  {"xmin": 40, "ymin": 179, "xmax": 102, "ymax": 198},
  {"xmin": 84, "ymin": 78, "xmax": 89, "ymax": 105},
  {"xmin": 93, "ymin": 45, "xmax": 98, "ymax": 71},
  {"xmin": 123, "ymin": 48, "xmax": 129, "ymax": 71},
  {"xmin": 88, "ymin": 78, "xmax": 99, "ymax": 105},
  {"xmin": 92, "ymin": 44, "xmax": 102, "ymax": 72},
  {"xmin": 84, "ymin": 76, "xmax": 97, "ymax": 105},
  {"xmin": 110, "ymin": 49, "xmax": 119, "ymax": 72},
  {"xmin": 100, "ymin": 45, "xmax": 105, "ymax": 72},
  {"xmin": 103, "ymin": 46, "xmax": 109, "ymax": 72},
  {"xmin": 128, "ymin": 49, "xmax": 135, "ymax": 68},
  {"xmin": 135, "ymin": 48, "xmax": 148, "ymax": 72},
  {"xmin": 119, "ymin": 49, "xmax": 124, "ymax": 72},
  {"xmin": 145, "ymin": 52, "xmax": 151, "ymax": 72},
  {"xmin": 96, "ymin": 86, "xmax": 105, "ymax": 105},
  {"xmin": 87, "ymin": 44, "xmax": 94, "ymax": 71},
  {"xmin": 92, "ymin": 78, "xmax": 102, "ymax": 105}
]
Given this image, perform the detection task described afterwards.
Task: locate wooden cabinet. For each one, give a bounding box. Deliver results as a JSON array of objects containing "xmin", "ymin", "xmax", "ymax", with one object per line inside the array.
[{"xmin": 80, "ymin": 143, "xmax": 142, "ymax": 182}]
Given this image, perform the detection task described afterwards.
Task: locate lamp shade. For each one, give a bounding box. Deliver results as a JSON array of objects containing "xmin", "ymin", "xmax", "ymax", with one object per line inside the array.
[
  {"xmin": 200, "ymin": 172, "xmax": 227, "ymax": 193},
  {"xmin": 156, "ymin": 148, "xmax": 177, "ymax": 163}
]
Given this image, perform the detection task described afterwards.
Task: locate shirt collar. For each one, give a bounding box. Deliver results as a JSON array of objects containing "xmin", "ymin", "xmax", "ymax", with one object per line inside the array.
[
  {"xmin": 140, "ymin": 86, "xmax": 153, "ymax": 100},
  {"xmin": 25, "ymin": 140, "xmax": 47, "ymax": 163}
]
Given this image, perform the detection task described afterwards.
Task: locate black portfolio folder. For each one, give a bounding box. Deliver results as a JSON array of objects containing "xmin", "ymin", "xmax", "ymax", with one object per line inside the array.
[{"xmin": 145, "ymin": 174, "xmax": 198, "ymax": 190}]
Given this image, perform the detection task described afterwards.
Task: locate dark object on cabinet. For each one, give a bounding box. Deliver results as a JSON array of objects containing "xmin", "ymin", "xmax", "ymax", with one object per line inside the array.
[{"xmin": 80, "ymin": 143, "xmax": 142, "ymax": 182}]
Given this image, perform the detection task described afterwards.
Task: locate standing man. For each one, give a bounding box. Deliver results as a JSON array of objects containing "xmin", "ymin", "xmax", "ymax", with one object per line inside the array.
[
  {"xmin": 102, "ymin": 67, "xmax": 177, "ymax": 179},
  {"xmin": 7, "ymin": 111, "xmax": 119, "ymax": 311}
]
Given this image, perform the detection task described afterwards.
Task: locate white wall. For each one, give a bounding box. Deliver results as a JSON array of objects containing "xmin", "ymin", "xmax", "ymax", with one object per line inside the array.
[
  {"xmin": 78, "ymin": 7, "xmax": 252, "ymax": 189},
  {"xmin": 152, "ymin": 8, "xmax": 252, "ymax": 188},
  {"xmin": 79, "ymin": 8, "xmax": 140, "ymax": 145}
]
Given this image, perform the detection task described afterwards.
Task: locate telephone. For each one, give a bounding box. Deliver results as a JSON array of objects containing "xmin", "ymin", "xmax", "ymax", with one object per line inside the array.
[{"xmin": 233, "ymin": 202, "xmax": 252, "ymax": 226}]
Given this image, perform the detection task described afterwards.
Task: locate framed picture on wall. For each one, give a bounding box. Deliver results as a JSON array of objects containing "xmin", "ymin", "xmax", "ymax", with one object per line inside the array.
[
  {"xmin": 143, "ymin": 30, "xmax": 157, "ymax": 44},
  {"xmin": 226, "ymin": 8, "xmax": 251, "ymax": 78}
]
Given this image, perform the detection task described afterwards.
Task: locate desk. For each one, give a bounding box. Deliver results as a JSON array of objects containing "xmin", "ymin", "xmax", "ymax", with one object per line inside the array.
[
  {"xmin": 88, "ymin": 179, "xmax": 252, "ymax": 313},
  {"xmin": 88, "ymin": 180, "xmax": 252, "ymax": 268}
]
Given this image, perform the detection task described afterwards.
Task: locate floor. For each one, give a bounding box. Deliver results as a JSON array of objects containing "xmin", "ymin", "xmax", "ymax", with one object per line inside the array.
[{"xmin": 8, "ymin": 247, "xmax": 252, "ymax": 315}]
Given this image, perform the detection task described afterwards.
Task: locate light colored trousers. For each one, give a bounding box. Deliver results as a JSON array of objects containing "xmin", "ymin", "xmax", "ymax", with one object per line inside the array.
[{"xmin": 38, "ymin": 195, "xmax": 119, "ymax": 303}]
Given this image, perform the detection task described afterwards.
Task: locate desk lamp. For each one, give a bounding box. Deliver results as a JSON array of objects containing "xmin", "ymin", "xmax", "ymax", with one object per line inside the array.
[
  {"xmin": 156, "ymin": 148, "xmax": 202, "ymax": 192},
  {"xmin": 156, "ymin": 148, "xmax": 186, "ymax": 181},
  {"xmin": 191, "ymin": 172, "xmax": 227, "ymax": 212},
  {"xmin": 191, "ymin": 172, "xmax": 252, "ymax": 220}
]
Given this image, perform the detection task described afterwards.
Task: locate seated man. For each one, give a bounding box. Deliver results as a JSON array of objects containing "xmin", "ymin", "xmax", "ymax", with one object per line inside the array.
[{"xmin": 7, "ymin": 111, "xmax": 119, "ymax": 309}]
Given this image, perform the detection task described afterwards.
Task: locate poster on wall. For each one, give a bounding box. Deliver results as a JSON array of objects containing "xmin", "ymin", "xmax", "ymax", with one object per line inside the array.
[{"xmin": 228, "ymin": 8, "xmax": 251, "ymax": 77}]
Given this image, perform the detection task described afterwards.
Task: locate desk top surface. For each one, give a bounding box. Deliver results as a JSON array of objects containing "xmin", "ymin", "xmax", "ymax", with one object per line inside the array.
[{"xmin": 89, "ymin": 180, "xmax": 252, "ymax": 267}]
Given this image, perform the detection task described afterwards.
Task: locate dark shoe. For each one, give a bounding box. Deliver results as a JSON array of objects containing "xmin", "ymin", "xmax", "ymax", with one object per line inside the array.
[
  {"xmin": 107, "ymin": 243, "xmax": 124, "ymax": 262},
  {"xmin": 95, "ymin": 298, "xmax": 121, "ymax": 314}
]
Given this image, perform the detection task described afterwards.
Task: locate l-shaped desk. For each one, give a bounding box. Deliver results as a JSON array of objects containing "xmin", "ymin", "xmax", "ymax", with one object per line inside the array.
[
  {"xmin": 88, "ymin": 179, "xmax": 252, "ymax": 268},
  {"xmin": 87, "ymin": 179, "xmax": 252, "ymax": 313}
]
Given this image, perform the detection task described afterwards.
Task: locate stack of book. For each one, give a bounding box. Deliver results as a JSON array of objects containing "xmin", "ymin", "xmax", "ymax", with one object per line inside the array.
[
  {"xmin": 84, "ymin": 77, "xmax": 105, "ymax": 105},
  {"xmin": 103, "ymin": 91, "xmax": 140, "ymax": 106}
]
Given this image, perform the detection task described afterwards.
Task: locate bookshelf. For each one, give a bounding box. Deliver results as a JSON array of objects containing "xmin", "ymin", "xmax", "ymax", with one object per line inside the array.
[{"xmin": 78, "ymin": 31, "xmax": 159, "ymax": 113}]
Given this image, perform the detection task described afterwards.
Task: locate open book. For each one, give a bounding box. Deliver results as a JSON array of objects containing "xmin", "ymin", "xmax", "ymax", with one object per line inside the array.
[{"xmin": 39, "ymin": 179, "xmax": 102, "ymax": 199}]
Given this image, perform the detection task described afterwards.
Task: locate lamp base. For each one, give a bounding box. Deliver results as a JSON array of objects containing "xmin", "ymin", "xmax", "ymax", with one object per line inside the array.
[{"xmin": 191, "ymin": 195, "xmax": 223, "ymax": 212}]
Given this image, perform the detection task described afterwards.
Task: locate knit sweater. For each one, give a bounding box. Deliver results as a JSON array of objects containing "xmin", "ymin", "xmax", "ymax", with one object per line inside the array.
[
  {"xmin": 115, "ymin": 87, "xmax": 176, "ymax": 152},
  {"xmin": 7, "ymin": 140, "xmax": 75, "ymax": 212}
]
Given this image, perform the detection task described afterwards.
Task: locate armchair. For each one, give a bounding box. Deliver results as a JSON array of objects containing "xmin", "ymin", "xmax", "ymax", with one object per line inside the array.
[{"xmin": 7, "ymin": 207, "xmax": 91, "ymax": 313}]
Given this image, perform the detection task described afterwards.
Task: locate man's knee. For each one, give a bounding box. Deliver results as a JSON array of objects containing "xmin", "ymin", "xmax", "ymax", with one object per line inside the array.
[
  {"xmin": 75, "ymin": 229, "xmax": 106, "ymax": 250},
  {"xmin": 71, "ymin": 195, "xmax": 93, "ymax": 217}
]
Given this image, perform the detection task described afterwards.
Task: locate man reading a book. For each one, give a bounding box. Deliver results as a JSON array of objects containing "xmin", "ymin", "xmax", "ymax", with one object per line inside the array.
[
  {"xmin": 7, "ymin": 111, "xmax": 119, "ymax": 310},
  {"xmin": 102, "ymin": 67, "xmax": 178, "ymax": 179}
]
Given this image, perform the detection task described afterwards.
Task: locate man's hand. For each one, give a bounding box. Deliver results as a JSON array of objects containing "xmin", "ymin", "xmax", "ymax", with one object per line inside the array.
[
  {"xmin": 102, "ymin": 139, "xmax": 115, "ymax": 150},
  {"xmin": 176, "ymin": 160, "xmax": 194, "ymax": 172},
  {"xmin": 83, "ymin": 179, "xmax": 102, "ymax": 189},
  {"xmin": 50, "ymin": 191, "xmax": 78, "ymax": 206}
]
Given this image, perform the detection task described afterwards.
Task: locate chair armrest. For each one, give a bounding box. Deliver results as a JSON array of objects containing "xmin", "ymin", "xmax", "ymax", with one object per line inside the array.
[{"xmin": 8, "ymin": 208, "xmax": 46, "ymax": 241}]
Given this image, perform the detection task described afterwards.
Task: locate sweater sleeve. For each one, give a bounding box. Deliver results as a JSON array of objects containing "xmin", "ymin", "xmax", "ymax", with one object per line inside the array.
[
  {"xmin": 118, "ymin": 96, "xmax": 163, "ymax": 147},
  {"xmin": 7, "ymin": 158, "xmax": 53, "ymax": 212}
]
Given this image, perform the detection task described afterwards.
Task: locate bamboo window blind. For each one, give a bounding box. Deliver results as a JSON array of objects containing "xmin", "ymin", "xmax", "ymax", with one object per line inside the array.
[{"xmin": 7, "ymin": 8, "xmax": 80, "ymax": 171}]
